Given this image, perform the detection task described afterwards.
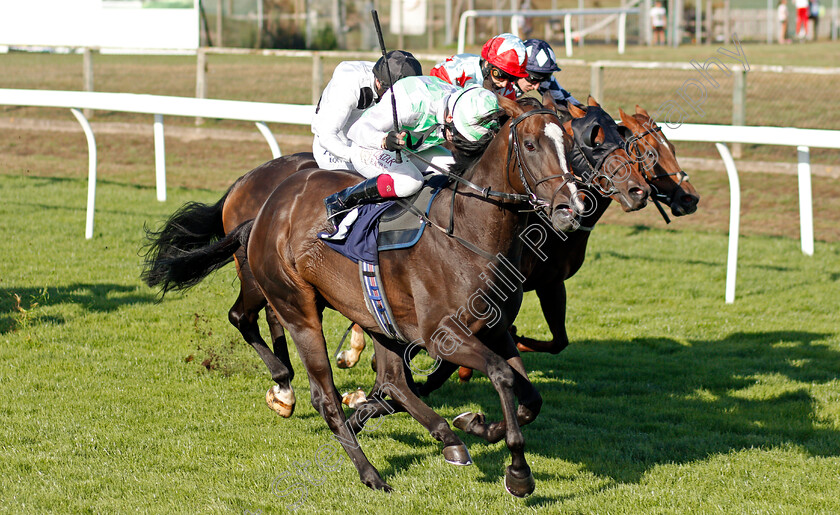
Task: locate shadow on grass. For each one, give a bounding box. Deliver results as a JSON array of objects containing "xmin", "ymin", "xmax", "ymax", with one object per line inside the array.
[
  {"xmin": 0, "ymin": 283, "xmax": 156, "ymax": 334},
  {"xmin": 399, "ymin": 330, "xmax": 840, "ymax": 501}
]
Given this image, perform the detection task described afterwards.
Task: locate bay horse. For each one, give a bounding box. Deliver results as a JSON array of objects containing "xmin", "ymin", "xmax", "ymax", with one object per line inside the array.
[
  {"xmin": 140, "ymin": 95, "xmax": 653, "ymax": 416},
  {"xmin": 143, "ymin": 95, "xmax": 583, "ymax": 496}
]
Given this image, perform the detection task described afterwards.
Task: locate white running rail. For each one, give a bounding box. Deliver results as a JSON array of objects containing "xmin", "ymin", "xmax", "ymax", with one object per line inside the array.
[
  {"xmin": 2, "ymin": 88, "xmax": 839, "ymax": 304},
  {"xmin": 0, "ymin": 88, "xmax": 314, "ymax": 239}
]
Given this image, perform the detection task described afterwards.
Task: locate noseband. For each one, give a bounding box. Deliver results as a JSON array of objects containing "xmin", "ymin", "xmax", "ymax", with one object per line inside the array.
[
  {"xmin": 505, "ymin": 108, "xmax": 577, "ymax": 212},
  {"xmin": 624, "ymin": 125, "xmax": 692, "ymax": 207}
]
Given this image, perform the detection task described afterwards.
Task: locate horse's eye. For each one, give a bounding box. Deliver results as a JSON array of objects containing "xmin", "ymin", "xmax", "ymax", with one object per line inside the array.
[{"xmin": 524, "ymin": 141, "xmax": 536, "ymax": 151}]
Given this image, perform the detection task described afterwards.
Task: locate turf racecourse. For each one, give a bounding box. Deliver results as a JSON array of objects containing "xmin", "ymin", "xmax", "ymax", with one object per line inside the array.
[{"xmin": 1, "ymin": 171, "xmax": 838, "ymax": 513}]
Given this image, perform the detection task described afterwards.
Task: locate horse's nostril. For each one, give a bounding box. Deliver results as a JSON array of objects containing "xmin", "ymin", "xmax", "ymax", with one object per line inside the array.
[
  {"xmin": 683, "ymin": 195, "xmax": 698, "ymax": 205},
  {"xmin": 630, "ymin": 187, "xmax": 646, "ymax": 199}
]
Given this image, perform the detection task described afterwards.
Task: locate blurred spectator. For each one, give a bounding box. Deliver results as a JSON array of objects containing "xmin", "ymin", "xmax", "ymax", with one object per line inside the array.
[
  {"xmin": 777, "ymin": 0, "xmax": 790, "ymax": 43},
  {"xmin": 809, "ymin": 0, "xmax": 821, "ymax": 41},
  {"xmin": 650, "ymin": 1, "xmax": 667, "ymax": 45},
  {"xmin": 794, "ymin": 0, "xmax": 809, "ymax": 39}
]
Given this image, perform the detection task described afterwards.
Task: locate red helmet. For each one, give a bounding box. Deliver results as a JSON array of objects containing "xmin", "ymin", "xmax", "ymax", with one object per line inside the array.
[{"xmin": 480, "ymin": 33, "xmax": 528, "ymax": 78}]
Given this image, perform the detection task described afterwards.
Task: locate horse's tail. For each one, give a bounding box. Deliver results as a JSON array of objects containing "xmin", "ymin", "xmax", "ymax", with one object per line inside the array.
[{"xmin": 141, "ymin": 204, "xmax": 253, "ymax": 296}]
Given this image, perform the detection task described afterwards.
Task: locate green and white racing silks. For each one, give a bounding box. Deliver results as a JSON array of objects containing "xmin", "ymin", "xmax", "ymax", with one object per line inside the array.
[{"xmin": 348, "ymin": 76, "xmax": 458, "ymax": 152}]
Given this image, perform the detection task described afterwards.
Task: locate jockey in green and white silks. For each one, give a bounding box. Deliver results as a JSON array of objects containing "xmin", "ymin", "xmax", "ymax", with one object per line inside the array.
[
  {"xmin": 322, "ymin": 76, "xmax": 500, "ymax": 237},
  {"xmin": 311, "ymin": 51, "xmax": 422, "ymax": 170}
]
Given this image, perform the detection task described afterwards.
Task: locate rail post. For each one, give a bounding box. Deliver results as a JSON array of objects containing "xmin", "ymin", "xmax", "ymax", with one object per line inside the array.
[
  {"xmin": 83, "ymin": 48, "xmax": 95, "ymax": 119},
  {"xmin": 797, "ymin": 146, "xmax": 814, "ymax": 256},
  {"xmin": 732, "ymin": 68, "xmax": 746, "ymax": 157},
  {"xmin": 312, "ymin": 52, "xmax": 323, "ymax": 105},
  {"xmin": 590, "ymin": 63, "xmax": 604, "ymax": 103},
  {"xmin": 195, "ymin": 47, "xmax": 207, "ymax": 126}
]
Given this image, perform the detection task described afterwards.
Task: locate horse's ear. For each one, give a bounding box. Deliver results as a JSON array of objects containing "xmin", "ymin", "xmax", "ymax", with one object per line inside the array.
[
  {"xmin": 619, "ymin": 107, "xmax": 642, "ymax": 131},
  {"xmin": 542, "ymin": 90, "xmax": 558, "ymax": 111},
  {"xmin": 587, "ymin": 95, "xmax": 600, "ymax": 107},
  {"xmin": 497, "ymin": 94, "xmax": 523, "ymax": 118},
  {"xmin": 568, "ymin": 102, "xmax": 587, "ymax": 118},
  {"xmin": 618, "ymin": 107, "xmax": 636, "ymax": 127},
  {"xmin": 635, "ymin": 104, "xmax": 650, "ymax": 118}
]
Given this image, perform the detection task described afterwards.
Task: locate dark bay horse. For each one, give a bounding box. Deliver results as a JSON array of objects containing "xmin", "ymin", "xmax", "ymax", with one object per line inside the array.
[
  {"xmin": 140, "ymin": 95, "xmax": 653, "ymax": 416},
  {"xmin": 143, "ymin": 95, "xmax": 582, "ymax": 496}
]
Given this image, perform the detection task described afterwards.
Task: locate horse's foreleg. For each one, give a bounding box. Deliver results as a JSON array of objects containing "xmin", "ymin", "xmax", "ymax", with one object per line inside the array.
[
  {"xmin": 336, "ymin": 324, "xmax": 367, "ymax": 368},
  {"xmin": 514, "ymin": 281, "xmax": 570, "ymax": 354},
  {"xmin": 348, "ymin": 337, "xmax": 472, "ymax": 466},
  {"xmin": 443, "ymin": 336, "xmax": 535, "ymax": 497},
  {"xmin": 453, "ymin": 332, "xmax": 542, "ymax": 444}
]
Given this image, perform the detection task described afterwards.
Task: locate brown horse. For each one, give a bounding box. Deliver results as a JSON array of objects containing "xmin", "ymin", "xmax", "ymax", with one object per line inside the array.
[
  {"xmin": 141, "ymin": 94, "xmax": 653, "ymax": 415},
  {"xmin": 143, "ymin": 95, "xmax": 584, "ymax": 496},
  {"xmin": 340, "ymin": 101, "xmax": 699, "ymax": 423}
]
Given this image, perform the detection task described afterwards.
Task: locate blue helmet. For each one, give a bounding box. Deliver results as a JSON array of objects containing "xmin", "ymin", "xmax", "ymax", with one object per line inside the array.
[{"xmin": 523, "ymin": 39, "xmax": 561, "ymax": 77}]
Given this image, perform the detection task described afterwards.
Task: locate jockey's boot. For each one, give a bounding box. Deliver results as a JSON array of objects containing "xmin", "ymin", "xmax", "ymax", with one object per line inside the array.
[{"xmin": 324, "ymin": 177, "xmax": 383, "ymax": 232}]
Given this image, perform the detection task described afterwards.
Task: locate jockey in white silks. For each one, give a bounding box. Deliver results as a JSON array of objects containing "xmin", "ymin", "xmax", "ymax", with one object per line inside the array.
[
  {"xmin": 311, "ymin": 50, "xmax": 422, "ymax": 170},
  {"xmin": 429, "ymin": 33, "xmax": 528, "ymax": 100},
  {"xmin": 322, "ymin": 76, "xmax": 501, "ymax": 238},
  {"xmin": 512, "ymin": 39, "xmax": 581, "ymax": 107}
]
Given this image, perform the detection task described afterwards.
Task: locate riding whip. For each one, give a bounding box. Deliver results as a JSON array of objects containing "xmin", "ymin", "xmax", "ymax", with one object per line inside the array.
[{"xmin": 371, "ymin": 10, "xmax": 403, "ymax": 163}]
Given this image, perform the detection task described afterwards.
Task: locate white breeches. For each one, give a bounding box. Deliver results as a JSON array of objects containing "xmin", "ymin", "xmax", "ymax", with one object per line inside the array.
[
  {"xmin": 350, "ymin": 146, "xmax": 454, "ymax": 198},
  {"xmin": 313, "ymin": 136, "xmax": 356, "ymax": 171}
]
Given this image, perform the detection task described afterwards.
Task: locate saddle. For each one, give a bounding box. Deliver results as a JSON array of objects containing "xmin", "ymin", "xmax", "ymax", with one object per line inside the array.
[
  {"xmin": 321, "ymin": 173, "xmax": 451, "ymax": 342},
  {"xmin": 377, "ymin": 174, "xmax": 450, "ymax": 251}
]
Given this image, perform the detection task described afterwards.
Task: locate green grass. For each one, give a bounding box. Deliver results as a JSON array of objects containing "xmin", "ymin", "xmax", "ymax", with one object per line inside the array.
[{"xmin": 1, "ymin": 171, "xmax": 839, "ymax": 513}]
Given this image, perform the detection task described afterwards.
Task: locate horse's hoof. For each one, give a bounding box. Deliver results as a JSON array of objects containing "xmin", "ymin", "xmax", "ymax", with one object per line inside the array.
[
  {"xmin": 342, "ymin": 388, "xmax": 367, "ymax": 409},
  {"xmin": 453, "ymin": 412, "xmax": 485, "ymax": 433},
  {"xmin": 336, "ymin": 350, "xmax": 351, "ymax": 369},
  {"xmin": 504, "ymin": 465, "xmax": 535, "ymax": 498},
  {"xmin": 266, "ymin": 385, "xmax": 295, "ymax": 418},
  {"xmin": 443, "ymin": 444, "xmax": 473, "ymax": 466}
]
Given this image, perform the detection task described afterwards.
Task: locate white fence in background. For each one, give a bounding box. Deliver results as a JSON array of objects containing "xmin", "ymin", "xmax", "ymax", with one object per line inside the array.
[
  {"xmin": 456, "ymin": 8, "xmax": 639, "ymax": 56},
  {"xmin": 2, "ymin": 88, "xmax": 838, "ymax": 303}
]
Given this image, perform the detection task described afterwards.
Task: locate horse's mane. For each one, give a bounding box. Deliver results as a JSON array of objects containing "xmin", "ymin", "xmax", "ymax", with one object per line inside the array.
[
  {"xmin": 448, "ymin": 108, "xmax": 505, "ymax": 176},
  {"xmin": 449, "ymin": 97, "xmax": 543, "ymax": 177}
]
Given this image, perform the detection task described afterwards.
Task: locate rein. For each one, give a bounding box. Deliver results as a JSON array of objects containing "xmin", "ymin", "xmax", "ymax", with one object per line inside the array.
[
  {"xmin": 624, "ymin": 125, "xmax": 692, "ymax": 224},
  {"xmin": 397, "ymin": 107, "xmax": 574, "ymax": 262}
]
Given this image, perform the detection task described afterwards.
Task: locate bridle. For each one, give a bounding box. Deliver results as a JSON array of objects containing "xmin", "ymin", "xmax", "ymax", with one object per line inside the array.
[
  {"xmin": 505, "ymin": 107, "xmax": 578, "ymax": 213},
  {"xmin": 396, "ymin": 106, "xmax": 579, "ymax": 261},
  {"xmin": 622, "ymin": 124, "xmax": 692, "ymax": 222},
  {"xmin": 567, "ymin": 107, "xmax": 627, "ymax": 197}
]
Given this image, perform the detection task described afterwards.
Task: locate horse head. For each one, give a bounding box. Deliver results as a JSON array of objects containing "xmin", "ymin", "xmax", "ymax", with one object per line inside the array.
[
  {"xmin": 618, "ymin": 106, "xmax": 700, "ymax": 216},
  {"xmin": 561, "ymin": 96, "xmax": 651, "ymax": 213},
  {"xmin": 495, "ymin": 94, "xmax": 581, "ymax": 233}
]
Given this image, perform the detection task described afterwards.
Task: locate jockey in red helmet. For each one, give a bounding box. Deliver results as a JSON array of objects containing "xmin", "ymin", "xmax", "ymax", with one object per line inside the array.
[{"xmin": 429, "ymin": 33, "xmax": 528, "ymax": 99}]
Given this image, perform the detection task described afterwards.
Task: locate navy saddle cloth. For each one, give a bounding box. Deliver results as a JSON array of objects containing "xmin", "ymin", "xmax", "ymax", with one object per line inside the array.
[{"xmin": 322, "ymin": 174, "xmax": 450, "ymax": 264}]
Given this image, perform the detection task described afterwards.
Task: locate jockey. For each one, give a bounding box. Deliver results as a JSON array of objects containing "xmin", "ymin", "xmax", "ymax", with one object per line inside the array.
[
  {"xmin": 429, "ymin": 33, "xmax": 528, "ymax": 100},
  {"xmin": 311, "ymin": 50, "xmax": 423, "ymax": 170},
  {"xmin": 514, "ymin": 39, "xmax": 581, "ymax": 107},
  {"xmin": 322, "ymin": 77, "xmax": 501, "ymax": 236}
]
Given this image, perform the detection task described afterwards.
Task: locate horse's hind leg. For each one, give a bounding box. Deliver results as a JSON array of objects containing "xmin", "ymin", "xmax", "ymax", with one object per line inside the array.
[
  {"xmin": 229, "ymin": 253, "xmax": 296, "ymax": 417},
  {"xmin": 347, "ymin": 336, "xmax": 472, "ymax": 466},
  {"xmin": 336, "ymin": 324, "xmax": 367, "ymax": 368}
]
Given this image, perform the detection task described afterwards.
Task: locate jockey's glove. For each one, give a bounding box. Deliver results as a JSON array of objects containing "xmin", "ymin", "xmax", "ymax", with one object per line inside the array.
[{"xmin": 383, "ymin": 131, "xmax": 407, "ymax": 152}]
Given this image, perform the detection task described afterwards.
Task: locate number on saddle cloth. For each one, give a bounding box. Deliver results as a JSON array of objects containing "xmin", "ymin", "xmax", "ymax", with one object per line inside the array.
[{"xmin": 320, "ymin": 174, "xmax": 451, "ymax": 263}]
